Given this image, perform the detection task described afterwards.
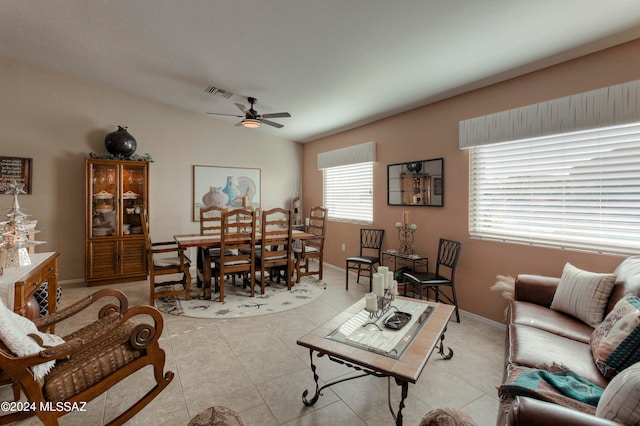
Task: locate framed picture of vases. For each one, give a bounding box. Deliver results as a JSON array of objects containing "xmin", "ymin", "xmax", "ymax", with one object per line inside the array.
[{"xmin": 192, "ymin": 165, "xmax": 261, "ymax": 222}]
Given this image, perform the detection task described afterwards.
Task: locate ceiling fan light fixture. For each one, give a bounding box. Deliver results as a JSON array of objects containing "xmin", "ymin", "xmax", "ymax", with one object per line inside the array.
[{"xmin": 242, "ymin": 118, "xmax": 261, "ymax": 128}]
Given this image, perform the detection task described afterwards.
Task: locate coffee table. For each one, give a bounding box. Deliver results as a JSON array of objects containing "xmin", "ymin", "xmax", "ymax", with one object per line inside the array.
[{"xmin": 296, "ymin": 296, "xmax": 454, "ymax": 425}]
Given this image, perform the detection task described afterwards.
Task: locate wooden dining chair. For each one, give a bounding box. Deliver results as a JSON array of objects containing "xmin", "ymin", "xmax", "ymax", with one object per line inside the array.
[
  {"xmin": 256, "ymin": 208, "xmax": 294, "ymax": 293},
  {"xmin": 141, "ymin": 210, "xmax": 191, "ymax": 305},
  {"xmin": 196, "ymin": 205, "xmax": 226, "ymax": 291},
  {"xmin": 213, "ymin": 208, "xmax": 257, "ymax": 302},
  {"xmin": 294, "ymin": 206, "xmax": 327, "ymax": 283}
]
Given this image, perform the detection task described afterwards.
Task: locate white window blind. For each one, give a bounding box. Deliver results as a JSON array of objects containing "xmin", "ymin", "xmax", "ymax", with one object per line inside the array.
[
  {"xmin": 469, "ymin": 122, "xmax": 640, "ymax": 255},
  {"xmin": 323, "ymin": 162, "xmax": 373, "ymax": 224}
]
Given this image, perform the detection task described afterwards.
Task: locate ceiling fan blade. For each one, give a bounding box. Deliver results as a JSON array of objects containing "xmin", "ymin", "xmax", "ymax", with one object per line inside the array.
[
  {"xmin": 235, "ymin": 121, "xmax": 243, "ymax": 126},
  {"xmin": 261, "ymin": 119, "xmax": 284, "ymax": 128},
  {"xmin": 234, "ymin": 103, "xmax": 250, "ymax": 115},
  {"xmin": 261, "ymin": 112, "xmax": 291, "ymax": 119},
  {"xmin": 206, "ymin": 112, "xmax": 244, "ymax": 117}
]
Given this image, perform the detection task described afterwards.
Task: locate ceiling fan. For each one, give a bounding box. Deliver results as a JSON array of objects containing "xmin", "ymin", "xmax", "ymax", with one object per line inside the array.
[{"xmin": 207, "ymin": 97, "xmax": 291, "ymax": 128}]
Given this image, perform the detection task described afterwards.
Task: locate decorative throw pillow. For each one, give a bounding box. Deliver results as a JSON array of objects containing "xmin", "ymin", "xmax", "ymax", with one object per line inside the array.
[
  {"xmin": 613, "ymin": 256, "xmax": 640, "ymax": 288},
  {"xmin": 596, "ymin": 362, "xmax": 640, "ymax": 424},
  {"xmin": 550, "ymin": 263, "xmax": 617, "ymax": 327},
  {"xmin": 591, "ymin": 295, "xmax": 640, "ymax": 378}
]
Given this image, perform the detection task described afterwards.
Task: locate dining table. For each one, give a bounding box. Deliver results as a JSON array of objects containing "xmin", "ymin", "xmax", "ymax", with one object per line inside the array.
[{"xmin": 173, "ymin": 229, "xmax": 318, "ymax": 299}]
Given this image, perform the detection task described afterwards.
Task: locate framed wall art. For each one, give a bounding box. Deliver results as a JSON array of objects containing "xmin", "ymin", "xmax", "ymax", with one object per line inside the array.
[
  {"xmin": 0, "ymin": 156, "xmax": 32, "ymax": 194},
  {"xmin": 192, "ymin": 165, "xmax": 261, "ymax": 221}
]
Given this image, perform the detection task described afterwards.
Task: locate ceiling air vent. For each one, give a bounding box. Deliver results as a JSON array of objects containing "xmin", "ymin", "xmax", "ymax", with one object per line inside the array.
[{"xmin": 205, "ymin": 85, "xmax": 234, "ymax": 99}]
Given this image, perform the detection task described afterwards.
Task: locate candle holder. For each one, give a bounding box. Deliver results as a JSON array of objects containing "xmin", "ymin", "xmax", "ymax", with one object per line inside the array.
[
  {"xmin": 365, "ymin": 289, "xmax": 397, "ymax": 320},
  {"xmin": 396, "ymin": 223, "xmax": 416, "ymax": 255}
]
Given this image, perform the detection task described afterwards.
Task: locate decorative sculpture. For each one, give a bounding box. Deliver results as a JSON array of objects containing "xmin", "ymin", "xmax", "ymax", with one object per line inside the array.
[{"xmin": 0, "ymin": 181, "xmax": 44, "ymax": 268}]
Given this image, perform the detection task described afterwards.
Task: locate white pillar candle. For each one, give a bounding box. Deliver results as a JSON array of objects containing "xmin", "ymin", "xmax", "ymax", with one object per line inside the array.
[
  {"xmin": 387, "ymin": 271, "xmax": 394, "ymax": 289},
  {"xmin": 377, "ymin": 266, "xmax": 389, "ymax": 288},
  {"xmin": 372, "ymin": 273, "xmax": 385, "ymax": 297},
  {"xmin": 391, "ymin": 280, "xmax": 398, "ymax": 296},
  {"xmin": 365, "ymin": 292, "xmax": 377, "ymax": 312}
]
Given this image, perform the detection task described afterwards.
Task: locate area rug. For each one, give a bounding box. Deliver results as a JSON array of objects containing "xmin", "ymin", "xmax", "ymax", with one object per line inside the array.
[
  {"xmin": 187, "ymin": 406, "xmax": 243, "ymax": 426},
  {"xmin": 155, "ymin": 276, "xmax": 326, "ymax": 319}
]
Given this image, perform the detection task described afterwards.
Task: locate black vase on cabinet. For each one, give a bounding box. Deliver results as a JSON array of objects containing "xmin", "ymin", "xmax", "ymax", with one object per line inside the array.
[{"xmin": 105, "ymin": 126, "xmax": 137, "ymax": 157}]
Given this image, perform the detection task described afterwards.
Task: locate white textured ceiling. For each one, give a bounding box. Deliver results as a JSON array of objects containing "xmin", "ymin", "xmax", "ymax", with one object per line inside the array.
[{"xmin": 1, "ymin": 1, "xmax": 640, "ymax": 142}]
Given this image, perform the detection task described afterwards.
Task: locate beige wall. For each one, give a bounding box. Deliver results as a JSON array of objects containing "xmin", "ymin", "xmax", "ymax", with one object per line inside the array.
[
  {"xmin": 302, "ymin": 38, "xmax": 640, "ymax": 323},
  {"xmin": 0, "ymin": 55, "xmax": 302, "ymax": 281}
]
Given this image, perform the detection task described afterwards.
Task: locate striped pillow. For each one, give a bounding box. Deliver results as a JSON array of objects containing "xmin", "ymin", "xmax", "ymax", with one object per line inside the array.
[
  {"xmin": 591, "ymin": 295, "xmax": 640, "ymax": 378},
  {"xmin": 596, "ymin": 362, "xmax": 640, "ymax": 423},
  {"xmin": 550, "ymin": 263, "xmax": 617, "ymax": 327}
]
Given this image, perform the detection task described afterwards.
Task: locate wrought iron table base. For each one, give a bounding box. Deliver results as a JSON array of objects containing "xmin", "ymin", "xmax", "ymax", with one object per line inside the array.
[{"xmin": 301, "ymin": 331, "xmax": 453, "ymax": 425}]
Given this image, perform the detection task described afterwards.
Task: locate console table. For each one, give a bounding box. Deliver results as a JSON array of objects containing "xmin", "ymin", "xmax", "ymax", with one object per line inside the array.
[
  {"xmin": 0, "ymin": 252, "xmax": 59, "ymax": 322},
  {"xmin": 382, "ymin": 250, "xmax": 428, "ymax": 279}
]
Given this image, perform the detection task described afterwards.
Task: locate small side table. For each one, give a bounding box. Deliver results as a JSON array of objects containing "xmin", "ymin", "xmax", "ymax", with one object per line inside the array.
[{"xmin": 382, "ymin": 250, "xmax": 428, "ymax": 280}]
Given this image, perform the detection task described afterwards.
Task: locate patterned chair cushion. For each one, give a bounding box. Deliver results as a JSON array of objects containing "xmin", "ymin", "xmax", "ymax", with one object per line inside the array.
[
  {"xmin": 44, "ymin": 317, "xmax": 143, "ymax": 402},
  {"xmin": 591, "ymin": 295, "xmax": 640, "ymax": 378},
  {"xmin": 550, "ymin": 263, "xmax": 617, "ymax": 327},
  {"xmin": 596, "ymin": 362, "xmax": 640, "ymax": 424}
]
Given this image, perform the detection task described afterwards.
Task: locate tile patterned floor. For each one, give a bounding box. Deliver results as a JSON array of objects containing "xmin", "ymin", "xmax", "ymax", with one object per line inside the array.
[{"xmin": 8, "ymin": 265, "xmax": 505, "ymax": 425}]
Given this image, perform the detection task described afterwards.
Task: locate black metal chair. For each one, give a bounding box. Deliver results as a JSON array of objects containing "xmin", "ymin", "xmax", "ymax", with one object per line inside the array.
[
  {"xmin": 403, "ymin": 238, "xmax": 462, "ymax": 322},
  {"xmin": 345, "ymin": 229, "xmax": 385, "ymax": 292}
]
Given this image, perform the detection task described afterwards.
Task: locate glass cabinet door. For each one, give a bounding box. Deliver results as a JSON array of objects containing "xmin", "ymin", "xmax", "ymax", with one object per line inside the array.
[
  {"xmin": 122, "ymin": 163, "xmax": 146, "ymax": 236},
  {"xmin": 90, "ymin": 163, "xmax": 117, "ymax": 237}
]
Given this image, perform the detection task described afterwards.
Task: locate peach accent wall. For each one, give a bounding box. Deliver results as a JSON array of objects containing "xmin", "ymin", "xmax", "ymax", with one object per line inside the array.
[{"xmin": 302, "ymin": 38, "xmax": 640, "ymax": 323}]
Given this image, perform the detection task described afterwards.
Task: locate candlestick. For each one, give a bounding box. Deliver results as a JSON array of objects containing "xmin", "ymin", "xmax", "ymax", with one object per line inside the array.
[
  {"xmin": 372, "ymin": 273, "xmax": 385, "ymax": 297},
  {"xmin": 365, "ymin": 293, "xmax": 377, "ymax": 312},
  {"xmin": 377, "ymin": 266, "xmax": 389, "ymax": 288}
]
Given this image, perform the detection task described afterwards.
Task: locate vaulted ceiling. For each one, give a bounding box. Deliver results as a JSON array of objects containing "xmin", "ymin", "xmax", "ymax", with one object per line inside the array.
[{"xmin": 1, "ymin": 1, "xmax": 640, "ymax": 142}]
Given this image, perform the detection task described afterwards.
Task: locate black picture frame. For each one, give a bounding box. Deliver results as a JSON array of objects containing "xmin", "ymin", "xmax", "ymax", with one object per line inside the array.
[{"xmin": 0, "ymin": 156, "xmax": 32, "ymax": 194}]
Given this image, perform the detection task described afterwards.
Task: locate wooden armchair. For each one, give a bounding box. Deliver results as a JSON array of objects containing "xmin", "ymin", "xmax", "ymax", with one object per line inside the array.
[
  {"xmin": 0, "ymin": 289, "xmax": 173, "ymax": 425},
  {"xmin": 141, "ymin": 210, "xmax": 192, "ymax": 305}
]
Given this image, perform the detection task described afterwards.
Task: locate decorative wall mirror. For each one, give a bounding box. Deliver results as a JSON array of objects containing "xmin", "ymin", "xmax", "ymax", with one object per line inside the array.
[{"xmin": 387, "ymin": 158, "xmax": 444, "ymax": 206}]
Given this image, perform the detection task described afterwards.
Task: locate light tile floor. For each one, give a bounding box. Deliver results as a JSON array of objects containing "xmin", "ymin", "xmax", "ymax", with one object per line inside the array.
[{"xmin": 9, "ymin": 265, "xmax": 505, "ymax": 426}]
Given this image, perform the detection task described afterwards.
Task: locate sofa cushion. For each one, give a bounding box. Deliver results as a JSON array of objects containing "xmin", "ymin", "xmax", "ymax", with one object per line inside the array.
[
  {"xmin": 510, "ymin": 301, "xmax": 593, "ymax": 344},
  {"xmin": 596, "ymin": 362, "xmax": 640, "ymax": 424},
  {"xmin": 508, "ymin": 324, "xmax": 608, "ymax": 388},
  {"xmin": 550, "ymin": 263, "xmax": 617, "ymax": 327},
  {"xmin": 591, "ymin": 295, "xmax": 640, "ymax": 379}
]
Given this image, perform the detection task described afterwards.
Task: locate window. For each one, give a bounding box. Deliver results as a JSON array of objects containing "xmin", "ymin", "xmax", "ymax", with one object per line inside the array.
[
  {"xmin": 469, "ymin": 122, "xmax": 640, "ymax": 255},
  {"xmin": 323, "ymin": 162, "xmax": 373, "ymax": 224}
]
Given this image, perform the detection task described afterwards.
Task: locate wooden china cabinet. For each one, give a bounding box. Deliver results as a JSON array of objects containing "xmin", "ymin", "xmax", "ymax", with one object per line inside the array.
[{"xmin": 85, "ymin": 158, "xmax": 149, "ymax": 286}]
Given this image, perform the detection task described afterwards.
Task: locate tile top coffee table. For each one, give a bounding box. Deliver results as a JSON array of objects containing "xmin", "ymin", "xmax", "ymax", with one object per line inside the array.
[{"xmin": 296, "ymin": 296, "xmax": 454, "ymax": 425}]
